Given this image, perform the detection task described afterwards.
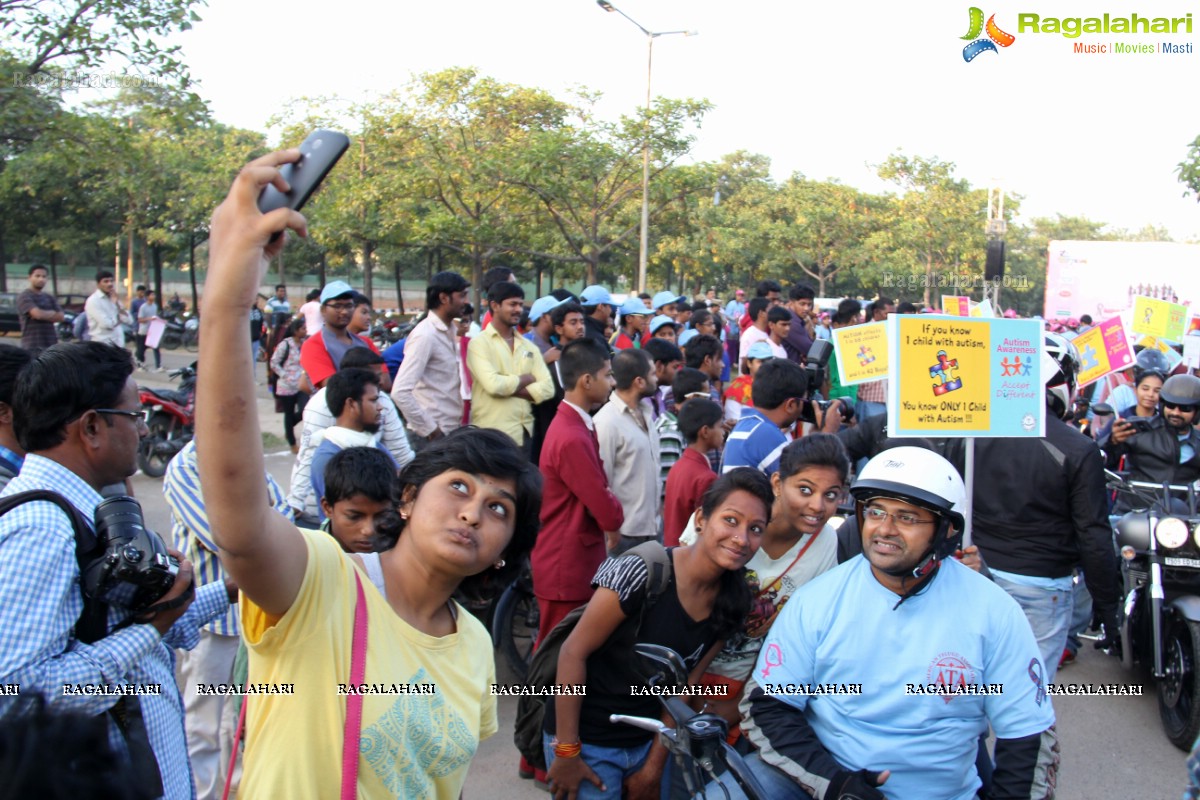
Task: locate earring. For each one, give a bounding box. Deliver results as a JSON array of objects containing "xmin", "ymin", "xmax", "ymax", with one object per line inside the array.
[
  {"xmin": 493, "ymin": 559, "xmax": 506, "ymax": 569},
  {"xmin": 694, "ymin": 525, "xmax": 701, "ymax": 532}
]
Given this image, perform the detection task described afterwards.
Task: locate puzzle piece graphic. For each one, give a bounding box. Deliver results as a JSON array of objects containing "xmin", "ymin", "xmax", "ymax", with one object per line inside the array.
[
  {"xmin": 929, "ymin": 350, "xmax": 963, "ymax": 396},
  {"xmin": 1079, "ymin": 345, "xmax": 1099, "ymax": 373},
  {"xmin": 858, "ymin": 345, "xmax": 876, "ymax": 367}
]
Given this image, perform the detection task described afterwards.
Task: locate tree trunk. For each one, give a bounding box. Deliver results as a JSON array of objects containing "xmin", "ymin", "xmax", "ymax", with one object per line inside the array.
[
  {"xmin": 585, "ymin": 258, "xmax": 597, "ymax": 286},
  {"xmin": 152, "ymin": 246, "xmax": 164, "ymax": 309},
  {"xmin": 318, "ymin": 252, "xmax": 327, "ymax": 288},
  {"xmin": 393, "ymin": 260, "xmax": 403, "ymax": 312},
  {"xmin": 0, "ymin": 219, "xmax": 7, "ymax": 292},
  {"xmin": 361, "ymin": 242, "xmax": 374, "ymax": 301},
  {"xmin": 188, "ymin": 234, "xmax": 199, "ymax": 313},
  {"xmin": 536, "ymin": 263, "xmax": 543, "ymax": 297},
  {"xmin": 426, "ymin": 248, "xmax": 434, "ymax": 284},
  {"xmin": 49, "ymin": 251, "xmax": 59, "ymax": 296},
  {"xmin": 471, "ymin": 245, "xmax": 484, "ymax": 312},
  {"xmin": 924, "ymin": 252, "xmax": 934, "ymax": 308}
]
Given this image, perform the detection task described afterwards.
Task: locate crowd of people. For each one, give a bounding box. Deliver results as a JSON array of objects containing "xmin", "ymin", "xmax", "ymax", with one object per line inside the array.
[{"xmin": 3, "ymin": 148, "xmax": 1200, "ymax": 799}]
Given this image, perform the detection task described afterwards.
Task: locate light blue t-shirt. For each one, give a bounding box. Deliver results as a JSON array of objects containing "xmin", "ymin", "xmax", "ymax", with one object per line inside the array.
[{"xmin": 753, "ymin": 557, "xmax": 1055, "ymax": 800}]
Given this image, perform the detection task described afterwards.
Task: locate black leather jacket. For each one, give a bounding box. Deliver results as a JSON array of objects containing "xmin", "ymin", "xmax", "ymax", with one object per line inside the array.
[{"xmin": 1101, "ymin": 414, "xmax": 1200, "ymax": 492}]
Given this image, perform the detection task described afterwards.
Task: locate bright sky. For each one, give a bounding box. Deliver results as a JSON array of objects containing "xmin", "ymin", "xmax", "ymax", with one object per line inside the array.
[{"xmin": 167, "ymin": 0, "xmax": 1200, "ymax": 241}]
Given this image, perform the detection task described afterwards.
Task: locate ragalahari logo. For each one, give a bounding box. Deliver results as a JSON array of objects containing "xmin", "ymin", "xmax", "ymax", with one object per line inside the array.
[{"xmin": 962, "ymin": 7, "xmax": 1016, "ymax": 61}]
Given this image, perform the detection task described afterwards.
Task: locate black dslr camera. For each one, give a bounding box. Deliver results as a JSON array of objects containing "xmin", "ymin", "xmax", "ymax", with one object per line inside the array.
[
  {"xmin": 798, "ymin": 339, "xmax": 854, "ymax": 425},
  {"xmin": 81, "ymin": 496, "xmax": 179, "ymax": 612}
]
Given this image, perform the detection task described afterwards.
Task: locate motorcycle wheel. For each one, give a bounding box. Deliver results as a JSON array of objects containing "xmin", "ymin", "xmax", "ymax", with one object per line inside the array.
[
  {"xmin": 137, "ymin": 413, "xmax": 175, "ymax": 478},
  {"xmin": 1159, "ymin": 616, "xmax": 1200, "ymax": 750},
  {"xmin": 161, "ymin": 331, "xmax": 182, "ymax": 350},
  {"xmin": 492, "ymin": 582, "xmax": 539, "ymax": 681},
  {"xmin": 184, "ymin": 329, "xmax": 200, "ymax": 353}
]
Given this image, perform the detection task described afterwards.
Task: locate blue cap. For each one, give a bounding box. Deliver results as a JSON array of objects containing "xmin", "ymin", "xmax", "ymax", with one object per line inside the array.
[
  {"xmin": 319, "ymin": 280, "xmax": 355, "ymax": 304},
  {"xmin": 529, "ymin": 295, "xmax": 568, "ymax": 323},
  {"xmin": 678, "ymin": 329, "xmax": 699, "ymax": 347},
  {"xmin": 746, "ymin": 341, "xmax": 775, "ymax": 360},
  {"xmin": 649, "ymin": 315, "xmax": 678, "ymax": 334},
  {"xmin": 652, "ymin": 290, "xmax": 686, "ymax": 311},
  {"xmin": 580, "ymin": 285, "xmax": 613, "ymax": 307},
  {"xmin": 618, "ymin": 298, "xmax": 649, "ymax": 317}
]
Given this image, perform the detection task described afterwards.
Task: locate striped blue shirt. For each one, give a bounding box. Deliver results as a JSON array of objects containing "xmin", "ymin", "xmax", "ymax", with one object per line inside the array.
[
  {"xmin": 0, "ymin": 454, "xmax": 231, "ymax": 799},
  {"xmin": 719, "ymin": 407, "xmax": 789, "ymax": 477},
  {"xmin": 163, "ymin": 439, "xmax": 292, "ymax": 636}
]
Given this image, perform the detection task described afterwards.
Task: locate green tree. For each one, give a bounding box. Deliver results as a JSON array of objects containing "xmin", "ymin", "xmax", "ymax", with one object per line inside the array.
[{"xmin": 872, "ymin": 153, "xmax": 987, "ymax": 307}]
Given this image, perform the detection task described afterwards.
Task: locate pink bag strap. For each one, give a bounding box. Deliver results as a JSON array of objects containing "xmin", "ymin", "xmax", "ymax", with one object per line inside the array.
[
  {"xmin": 220, "ymin": 697, "xmax": 248, "ymax": 800},
  {"xmin": 341, "ymin": 571, "xmax": 370, "ymax": 800},
  {"xmin": 222, "ymin": 574, "xmax": 370, "ymax": 800}
]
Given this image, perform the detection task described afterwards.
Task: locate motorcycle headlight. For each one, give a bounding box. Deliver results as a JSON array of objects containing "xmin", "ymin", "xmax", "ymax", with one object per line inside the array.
[
  {"xmin": 1193, "ymin": 522, "xmax": 1200, "ymax": 550},
  {"xmin": 1156, "ymin": 517, "xmax": 1189, "ymax": 549}
]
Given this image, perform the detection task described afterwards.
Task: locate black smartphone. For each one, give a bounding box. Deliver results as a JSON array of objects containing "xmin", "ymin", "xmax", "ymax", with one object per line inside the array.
[
  {"xmin": 258, "ymin": 129, "xmax": 350, "ymax": 218},
  {"xmin": 1124, "ymin": 416, "xmax": 1153, "ymax": 429}
]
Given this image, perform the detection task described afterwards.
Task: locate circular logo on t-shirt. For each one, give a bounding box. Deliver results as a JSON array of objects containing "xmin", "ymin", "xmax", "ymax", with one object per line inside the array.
[{"xmin": 926, "ymin": 651, "xmax": 977, "ymax": 704}]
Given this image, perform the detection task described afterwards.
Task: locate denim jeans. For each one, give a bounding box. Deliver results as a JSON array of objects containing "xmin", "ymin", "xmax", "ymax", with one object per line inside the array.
[
  {"xmin": 1065, "ymin": 570, "xmax": 1093, "ymax": 656},
  {"xmin": 991, "ymin": 574, "xmax": 1073, "ymax": 684},
  {"xmin": 542, "ymin": 732, "xmax": 653, "ymax": 799},
  {"xmin": 708, "ymin": 752, "xmax": 816, "ymax": 799}
]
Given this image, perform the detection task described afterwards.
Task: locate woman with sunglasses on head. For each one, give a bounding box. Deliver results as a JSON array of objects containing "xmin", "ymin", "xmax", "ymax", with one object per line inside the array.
[
  {"xmin": 197, "ymin": 150, "xmax": 542, "ymax": 799},
  {"xmin": 544, "ymin": 468, "xmax": 772, "ymax": 800}
]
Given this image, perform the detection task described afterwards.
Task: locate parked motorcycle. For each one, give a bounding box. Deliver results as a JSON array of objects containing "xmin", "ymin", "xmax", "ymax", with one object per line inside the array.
[
  {"xmin": 611, "ymin": 643, "xmax": 766, "ymax": 799},
  {"xmin": 137, "ymin": 363, "xmax": 197, "ymax": 478},
  {"xmin": 1105, "ymin": 470, "xmax": 1200, "ymax": 749}
]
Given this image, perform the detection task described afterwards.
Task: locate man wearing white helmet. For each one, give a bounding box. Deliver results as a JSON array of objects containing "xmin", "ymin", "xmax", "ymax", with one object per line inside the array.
[{"xmin": 724, "ymin": 447, "xmax": 1058, "ymax": 800}]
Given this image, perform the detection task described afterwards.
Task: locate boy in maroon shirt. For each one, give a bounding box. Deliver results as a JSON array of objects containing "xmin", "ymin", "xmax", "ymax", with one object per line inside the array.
[
  {"xmin": 663, "ymin": 398, "xmax": 725, "ymax": 546},
  {"xmin": 531, "ymin": 338, "xmax": 624, "ymax": 643}
]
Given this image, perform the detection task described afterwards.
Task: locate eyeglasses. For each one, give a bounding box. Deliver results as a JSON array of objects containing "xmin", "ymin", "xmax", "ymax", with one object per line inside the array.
[
  {"xmin": 323, "ymin": 301, "xmax": 354, "ymax": 311},
  {"xmin": 862, "ymin": 504, "xmax": 937, "ymax": 530},
  {"xmin": 94, "ymin": 408, "xmax": 149, "ymax": 429},
  {"xmin": 1164, "ymin": 402, "xmax": 1197, "ymax": 413}
]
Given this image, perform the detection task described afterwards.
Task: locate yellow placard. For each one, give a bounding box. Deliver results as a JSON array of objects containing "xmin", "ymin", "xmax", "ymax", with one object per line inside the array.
[
  {"xmin": 941, "ymin": 296, "xmax": 970, "ymax": 317},
  {"xmin": 894, "ymin": 316, "xmax": 992, "ymax": 433},
  {"xmin": 1131, "ymin": 295, "xmax": 1187, "ymax": 340},
  {"xmin": 832, "ymin": 322, "xmax": 889, "ymax": 386}
]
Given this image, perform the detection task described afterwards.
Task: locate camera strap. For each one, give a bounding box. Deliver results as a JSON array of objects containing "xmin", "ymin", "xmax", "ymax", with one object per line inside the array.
[{"xmin": 0, "ymin": 490, "xmax": 163, "ymax": 797}]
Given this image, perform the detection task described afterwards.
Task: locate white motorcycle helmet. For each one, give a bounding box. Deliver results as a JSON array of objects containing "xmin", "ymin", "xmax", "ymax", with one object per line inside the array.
[
  {"xmin": 1042, "ymin": 332, "xmax": 1079, "ymax": 420},
  {"xmin": 849, "ymin": 446, "xmax": 966, "ymax": 531}
]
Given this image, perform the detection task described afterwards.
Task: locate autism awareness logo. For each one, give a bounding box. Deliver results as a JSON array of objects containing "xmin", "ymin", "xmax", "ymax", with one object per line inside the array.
[{"xmin": 961, "ymin": 7, "xmax": 1016, "ymax": 61}]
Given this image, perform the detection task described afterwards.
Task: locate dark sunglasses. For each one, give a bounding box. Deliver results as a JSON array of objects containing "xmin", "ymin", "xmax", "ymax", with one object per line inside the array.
[{"xmin": 1163, "ymin": 401, "xmax": 1197, "ymax": 413}]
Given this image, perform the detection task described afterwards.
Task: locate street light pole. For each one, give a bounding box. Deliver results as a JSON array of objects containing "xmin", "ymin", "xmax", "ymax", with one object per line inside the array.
[{"xmin": 596, "ymin": 0, "xmax": 695, "ymax": 295}]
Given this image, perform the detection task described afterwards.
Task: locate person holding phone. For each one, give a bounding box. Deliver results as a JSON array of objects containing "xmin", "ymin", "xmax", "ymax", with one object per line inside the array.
[{"xmin": 197, "ymin": 149, "xmax": 541, "ymax": 799}]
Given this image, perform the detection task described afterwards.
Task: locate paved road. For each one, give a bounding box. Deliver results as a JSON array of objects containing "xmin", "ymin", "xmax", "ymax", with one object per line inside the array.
[{"xmin": 10, "ymin": 339, "xmax": 1184, "ymax": 798}]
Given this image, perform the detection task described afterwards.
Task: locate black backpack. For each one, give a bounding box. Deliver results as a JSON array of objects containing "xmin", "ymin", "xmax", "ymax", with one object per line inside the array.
[{"xmin": 513, "ymin": 541, "xmax": 673, "ymax": 771}]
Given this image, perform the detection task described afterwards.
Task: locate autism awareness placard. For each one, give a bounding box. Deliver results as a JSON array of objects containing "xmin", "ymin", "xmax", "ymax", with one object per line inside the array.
[
  {"xmin": 941, "ymin": 296, "xmax": 971, "ymax": 316},
  {"xmin": 1074, "ymin": 317, "xmax": 1134, "ymax": 387},
  {"xmin": 832, "ymin": 321, "xmax": 889, "ymax": 386},
  {"xmin": 887, "ymin": 315, "xmax": 1045, "ymax": 437},
  {"xmin": 1131, "ymin": 295, "xmax": 1186, "ymax": 340}
]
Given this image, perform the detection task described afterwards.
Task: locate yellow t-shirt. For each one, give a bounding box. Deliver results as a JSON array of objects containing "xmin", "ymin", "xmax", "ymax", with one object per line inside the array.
[{"xmin": 239, "ymin": 529, "xmax": 498, "ymax": 799}]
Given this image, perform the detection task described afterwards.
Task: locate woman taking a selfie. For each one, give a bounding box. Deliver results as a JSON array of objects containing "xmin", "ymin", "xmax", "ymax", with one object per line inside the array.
[
  {"xmin": 197, "ymin": 150, "xmax": 541, "ymax": 799},
  {"xmin": 544, "ymin": 467, "xmax": 772, "ymax": 800}
]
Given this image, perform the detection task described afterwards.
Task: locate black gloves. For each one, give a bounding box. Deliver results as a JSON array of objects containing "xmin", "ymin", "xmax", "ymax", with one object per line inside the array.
[{"xmin": 825, "ymin": 769, "xmax": 887, "ymax": 800}]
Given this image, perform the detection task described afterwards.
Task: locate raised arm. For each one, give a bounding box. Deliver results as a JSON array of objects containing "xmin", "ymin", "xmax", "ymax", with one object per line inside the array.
[{"xmin": 197, "ymin": 150, "xmax": 310, "ymax": 616}]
